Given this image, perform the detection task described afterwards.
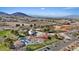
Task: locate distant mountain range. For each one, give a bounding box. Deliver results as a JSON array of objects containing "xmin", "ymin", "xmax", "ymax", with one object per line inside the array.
[
  {"xmin": 63, "ymin": 15, "xmax": 79, "ymax": 19},
  {"xmin": 0, "ymin": 12, "xmax": 30, "ymax": 17},
  {"xmin": 0, "ymin": 11, "xmax": 79, "ymax": 19},
  {"xmin": 0, "ymin": 12, "xmax": 9, "ymax": 16},
  {"xmin": 11, "ymin": 12, "xmax": 30, "ymax": 17}
]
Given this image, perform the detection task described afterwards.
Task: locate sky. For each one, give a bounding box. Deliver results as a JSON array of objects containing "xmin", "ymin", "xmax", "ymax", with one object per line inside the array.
[{"xmin": 0, "ymin": 7, "xmax": 79, "ymax": 17}]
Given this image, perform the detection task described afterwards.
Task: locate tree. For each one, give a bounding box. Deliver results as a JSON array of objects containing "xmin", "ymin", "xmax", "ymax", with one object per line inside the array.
[
  {"xmin": 54, "ymin": 34, "xmax": 64, "ymax": 40},
  {"xmin": 22, "ymin": 24, "xmax": 24, "ymax": 26},
  {"xmin": 48, "ymin": 36, "xmax": 51, "ymax": 40},
  {"xmin": 34, "ymin": 24, "xmax": 36, "ymax": 27},
  {"xmin": 0, "ymin": 17, "xmax": 2, "ymax": 20},
  {"xmin": 16, "ymin": 24, "xmax": 20, "ymax": 27},
  {"xmin": 11, "ymin": 30, "xmax": 19, "ymax": 36},
  {"xmin": 43, "ymin": 27, "xmax": 50, "ymax": 32},
  {"xmin": 54, "ymin": 34, "xmax": 59, "ymax": 39},
  {"xmin": 30, "ymin": 24, "xmax": 33, "ymax": 27},
  {"xmin": 4, "ymin": 38, "xmax": 14, "ymax": 48}
]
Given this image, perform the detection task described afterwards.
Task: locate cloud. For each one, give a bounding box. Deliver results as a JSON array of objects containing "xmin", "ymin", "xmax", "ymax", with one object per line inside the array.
[
  {"xmin": 63, "ymin": 7, "xmax": 75, "ymax": 10},
  {"xmin": 41, "ymin": 8, "xmax": 45, "ymax": 10},
  {"xmin": 48, "ymin": 12, "xmax": 73, "ymax": 17}
]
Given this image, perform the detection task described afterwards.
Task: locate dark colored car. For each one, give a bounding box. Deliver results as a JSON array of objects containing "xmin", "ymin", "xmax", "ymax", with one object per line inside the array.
[{"xmin": 46, "ymin": 47, "xmax": 50, "ymax": 50}]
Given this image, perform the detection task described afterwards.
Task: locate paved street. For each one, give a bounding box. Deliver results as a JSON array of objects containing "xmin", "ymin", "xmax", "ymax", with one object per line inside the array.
[{"xmin": 36, "ymin": 30, "xmax": 79, "ymax": 51}]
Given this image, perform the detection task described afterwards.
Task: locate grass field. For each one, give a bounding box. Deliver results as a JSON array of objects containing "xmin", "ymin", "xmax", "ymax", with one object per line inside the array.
[
  {"xmin": 0, "ymin": 30, "xmax": 11, "ymax": 37},
  {"xmin": 44, "ymin": 36, "xmax": 58, "ymax": 45},
  {"xmin": 26, "ymin": 44, "xmax": 45, "ymax": 51},
  {"xmin": 0, "ymin": 43, "xmax": 10, "ymax": 51},
  {"xmin": 73, "ymin": 47, "xmax": 79, "ymax": 51},
  {"xmin": 0, "ymin": 30, "xmax": 13, "ymax": 50}
]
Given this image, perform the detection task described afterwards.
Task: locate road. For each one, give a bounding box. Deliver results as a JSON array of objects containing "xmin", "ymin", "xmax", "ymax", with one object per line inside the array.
[
  {"xmin": 0, "ymin": 26, "xmax": 17, "ymax": 30},
  {"xmin": 36, "ymin": 31, "xmax": 79, "ymax": 51}
]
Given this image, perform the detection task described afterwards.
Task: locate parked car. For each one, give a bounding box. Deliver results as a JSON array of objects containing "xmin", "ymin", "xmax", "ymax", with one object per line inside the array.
[{"xmin": 46, "ymin": 47, "xmax": 50, "ymax": 50}]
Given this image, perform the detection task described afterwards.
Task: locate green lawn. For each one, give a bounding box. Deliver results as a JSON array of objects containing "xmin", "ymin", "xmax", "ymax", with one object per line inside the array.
[
  {"xmin": 0, "ymin": 43, "xmax": 10, "ymax": 51},
  {"xmin": 0, "ymin": 30, "xmax": 16, "ymax": 51},
  {"xmin": 26, "ymin": 44, "xmax": 45, "ymax": 51},
  {"xmin": 44, "ymin": 36, "xmax": 58, "ymax": 45},
  {"xmin": 0, "ymin": 30, "xmax": 11, "ymax": 37}
]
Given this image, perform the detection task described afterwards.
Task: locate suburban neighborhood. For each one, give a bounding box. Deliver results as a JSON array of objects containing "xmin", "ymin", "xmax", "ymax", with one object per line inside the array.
[{"xmin": 0, "ymin": 7, "xmax": 79, "ymax": 51}]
